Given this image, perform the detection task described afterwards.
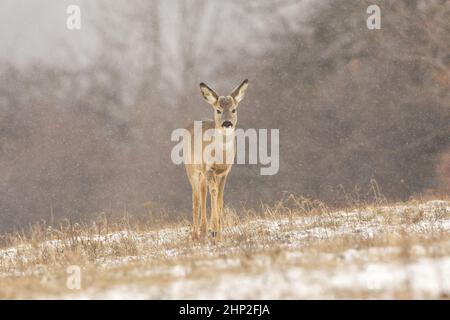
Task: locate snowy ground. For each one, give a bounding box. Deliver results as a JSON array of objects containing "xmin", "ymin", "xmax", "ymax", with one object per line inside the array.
[{"xmin": 1, "ymin": 200, "xmax": 449, "ymax": 299}]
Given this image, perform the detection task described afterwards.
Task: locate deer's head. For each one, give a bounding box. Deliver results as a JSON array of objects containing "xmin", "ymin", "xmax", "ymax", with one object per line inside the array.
[{"xmin": 200, "ymin": 79, "xmax": 249, "ymax": 133}]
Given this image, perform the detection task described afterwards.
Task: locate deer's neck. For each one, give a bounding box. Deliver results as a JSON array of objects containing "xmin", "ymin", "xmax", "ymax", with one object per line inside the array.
[
  {"xmin": 213, "ymin": 127, "xmax": 236, "ymax": 154},
  {"xmin": 215, "ymin": 127, "xmax": 235, "ymax": 137}
]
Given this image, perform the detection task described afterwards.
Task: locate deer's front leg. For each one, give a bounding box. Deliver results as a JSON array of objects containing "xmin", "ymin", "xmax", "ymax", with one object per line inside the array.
[
  {"xmin": 191, "ymin": 187, "xmax": 200, "ymax": 240},
  {"xmin": 217, "ymin": 175, "xmax": 227, "ymax": 237},
  {"xmin": 200, "ymin": 179, "xmax": 208, "ymax": 237},
  {"xmin": 205, "ymin": 170, "xmax": 219, "ymax": 238}
]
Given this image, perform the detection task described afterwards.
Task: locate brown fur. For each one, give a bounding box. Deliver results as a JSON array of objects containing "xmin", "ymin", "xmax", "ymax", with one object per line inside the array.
[{"xmin": 185, "ymin": 80, "xmax": 248, "ymax": 240}]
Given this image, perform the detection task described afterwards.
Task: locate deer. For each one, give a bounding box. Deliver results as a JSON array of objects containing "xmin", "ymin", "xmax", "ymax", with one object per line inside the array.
[{"xmin": 184, "ymin": 79, "xmax": 249, "ymax": 241}]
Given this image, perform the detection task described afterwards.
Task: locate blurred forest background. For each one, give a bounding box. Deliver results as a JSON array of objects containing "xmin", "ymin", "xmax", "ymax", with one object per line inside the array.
[{"xmin": 0, "ymin": 0, "xmax": 449, "ymax": 232}]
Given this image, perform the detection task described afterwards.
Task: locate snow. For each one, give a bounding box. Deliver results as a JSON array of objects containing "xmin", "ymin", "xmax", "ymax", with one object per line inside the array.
[
  {"xmin": 56, "ymin": 254, "xmax": 450, "ymax": 300},
  {"xmin": 1, "ymin": 200, "xmax": 450, "ymax": 299}
]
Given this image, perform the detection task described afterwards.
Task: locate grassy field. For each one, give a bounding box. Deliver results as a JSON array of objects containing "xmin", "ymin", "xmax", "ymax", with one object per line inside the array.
[{"xmin": 0, "ymin": 196, "xmax": 449, "ymax": 299}]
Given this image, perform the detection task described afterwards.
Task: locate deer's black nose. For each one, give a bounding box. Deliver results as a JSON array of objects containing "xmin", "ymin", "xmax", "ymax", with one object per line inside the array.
[{"xmin": 222, "ymin": 121, "xmax": 233, "ymax": 128}]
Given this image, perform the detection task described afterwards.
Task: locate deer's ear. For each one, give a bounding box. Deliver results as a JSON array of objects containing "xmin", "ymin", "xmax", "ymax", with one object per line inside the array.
[
  {"xmin": 200, "ymin": 83, "xmax": 219, "ymax": 105},
  {"xmin": 230, "ymin": 79, "xmax": 249, "ymax": 104}
]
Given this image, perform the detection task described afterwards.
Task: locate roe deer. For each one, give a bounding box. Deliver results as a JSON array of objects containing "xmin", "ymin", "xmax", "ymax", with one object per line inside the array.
[{"xmin": 185, "ymin": 79, "xmax": 249, "ymax": 240}]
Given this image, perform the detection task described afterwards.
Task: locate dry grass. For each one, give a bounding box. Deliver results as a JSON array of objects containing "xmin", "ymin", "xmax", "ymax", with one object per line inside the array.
[{"xmin": 0, "ymin": 195, "xmax": 449, "ymax": 299}]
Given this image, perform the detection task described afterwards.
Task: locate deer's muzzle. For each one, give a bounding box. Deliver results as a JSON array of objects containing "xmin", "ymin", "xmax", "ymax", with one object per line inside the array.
[{"xmin": 222, "ymin": 121, "xmax": 233, "ymax": 128}]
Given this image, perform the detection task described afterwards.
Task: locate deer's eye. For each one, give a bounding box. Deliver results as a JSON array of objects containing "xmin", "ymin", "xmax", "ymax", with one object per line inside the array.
[
  {"xmin": 232, "ymin": 109, "xmax": 236, "ymax": 113},
  {"xmin": 216, "ymin": 110, "xmax": 222, "ymax": 114}
]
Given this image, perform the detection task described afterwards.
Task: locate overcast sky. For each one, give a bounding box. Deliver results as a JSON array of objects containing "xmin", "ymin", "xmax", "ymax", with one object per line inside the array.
[
  {"xmin": 0, "ymin": 0, "xmax": 101, "ymax": 67},
  {"xmin": 0, "ymin": 0, "xmax": 313, "ymax": 69}
]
